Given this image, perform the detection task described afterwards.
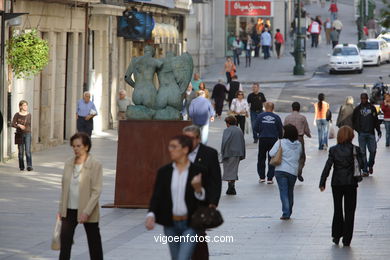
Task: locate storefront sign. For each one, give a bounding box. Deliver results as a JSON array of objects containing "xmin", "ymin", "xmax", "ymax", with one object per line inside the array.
[{"xmin": 225, "ymin": 1, "xmax": 271, "ymax": 16}]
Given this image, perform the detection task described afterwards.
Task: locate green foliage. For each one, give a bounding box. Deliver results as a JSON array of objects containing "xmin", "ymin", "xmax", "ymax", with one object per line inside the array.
[
  {"xmin": 6, "ymin": 30, "xmax": 49, "ymax": 79},
  {"xmin": 381, "ymin": 0, "xmax": 390, "ymax": 28}
]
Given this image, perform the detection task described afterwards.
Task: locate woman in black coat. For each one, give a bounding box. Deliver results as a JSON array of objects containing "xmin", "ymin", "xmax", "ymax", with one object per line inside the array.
[
  {"xmin": 145, "ymin": 135, "xmax": 207, "ymax": 260},
  {"xmin": 319, "ymin": 126, "xmax": 364, "ymax": 247}
]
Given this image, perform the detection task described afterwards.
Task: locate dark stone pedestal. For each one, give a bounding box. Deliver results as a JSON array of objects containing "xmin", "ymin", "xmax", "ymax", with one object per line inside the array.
[{"xmin": 102, "ymin": 120, "xmax": 191, "ymax": 209}]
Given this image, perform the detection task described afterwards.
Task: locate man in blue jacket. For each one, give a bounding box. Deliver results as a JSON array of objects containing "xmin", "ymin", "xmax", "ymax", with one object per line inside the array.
[
  {"xmin": 189, "ymin": 90, "xmax": 215, "ymax": 144},
  {"xmin": 255, "ymin": 102, "xmax": 283, "ymax": 184}
]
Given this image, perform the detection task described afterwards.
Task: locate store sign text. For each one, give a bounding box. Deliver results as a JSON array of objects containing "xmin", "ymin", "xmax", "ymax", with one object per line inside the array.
[{"xmin": 225, "ymin": 1, "xmax": 271, "ymax": 16}]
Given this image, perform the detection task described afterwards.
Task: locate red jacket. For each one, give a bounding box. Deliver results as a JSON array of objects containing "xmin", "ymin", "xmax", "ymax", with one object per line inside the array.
[
  {"xmin": 308, "ymin": 21, "xmax": 321, "ymax": 34},
  {"xmin": 274, "ymin": 32, "xmax": 284, "ymax": 44},
  {"xmin": 381, "ymin": 103, "xmax": 390, "ymax": 119},
  {"xmin": 329, "ymin": 3, "xmax": 338, "ymax": 13}
]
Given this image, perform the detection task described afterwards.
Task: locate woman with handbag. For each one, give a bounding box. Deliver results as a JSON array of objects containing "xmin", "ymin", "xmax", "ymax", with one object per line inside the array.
[
  {"xmin": 269, "ymin": 124, "xmax": 302, "ymax": 220},
  {"xmin": 58, "ymin": 132, "xmax": 103, "ymax": 260},
  {"xmin": 230, "ymin": 91, "xmax": 250, "ymax": 133},
  {"xmin": 319, "ymin": 126, "xmax": 364, "ymax": 247},
  {"xmin": 314, "ymin": 93, "xmax": 330, "ymax": 150},
  {"xmin": 12, "ymin": 100, "xmax": 32, "ymax": 171},
  {"xmin": 145, "ymin": 135, "xmax": 207, "ymax": 260}
]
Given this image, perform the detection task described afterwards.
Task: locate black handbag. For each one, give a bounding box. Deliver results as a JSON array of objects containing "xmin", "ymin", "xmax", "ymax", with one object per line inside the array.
[
  {"xmin": 326, "ymin": 109, "xmax": 332, "ymax": 121},
  {"xmin": 191, "ymin": 206, "xmax": 224, "ymax": 230}
]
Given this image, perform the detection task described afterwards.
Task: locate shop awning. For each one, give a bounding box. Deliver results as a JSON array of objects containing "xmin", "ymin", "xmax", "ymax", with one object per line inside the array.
[{"xmin": 152, "ymin": 23, "xmax": 178, "ymax": 44}]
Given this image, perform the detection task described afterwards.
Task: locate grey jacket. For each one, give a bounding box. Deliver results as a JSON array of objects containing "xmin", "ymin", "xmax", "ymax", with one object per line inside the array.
[
  {"xmin": 221, "ymin": 125, "xmax": 246, "ymax": 160},
  {"xmin": 336, "ymin": 104, "xmax": 354, "ymax": 128},
  {"xmin": 330, "ymin": 30, "xmax": 339, "ymax": 41}
]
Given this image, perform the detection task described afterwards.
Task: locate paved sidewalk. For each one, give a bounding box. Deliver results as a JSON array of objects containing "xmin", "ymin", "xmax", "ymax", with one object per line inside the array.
[
  {"xmin": 202, "ymin": 1, "xmax": 358, "ymax": 85},
  {"xmin": 1, "ymin": 112, "xmax": 390, "ymax": 259}
]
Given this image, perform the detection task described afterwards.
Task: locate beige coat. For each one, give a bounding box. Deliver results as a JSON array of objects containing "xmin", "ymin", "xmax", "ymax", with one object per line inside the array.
[{"xmin": 59, "ymin": 155, "xmax": 103, "ymax": 222}]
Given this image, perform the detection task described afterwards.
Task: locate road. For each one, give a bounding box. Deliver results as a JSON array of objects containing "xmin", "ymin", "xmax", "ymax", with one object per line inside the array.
[{"xmin": 257, "ymin": 63, "xmax": 390, "ymax": 112}]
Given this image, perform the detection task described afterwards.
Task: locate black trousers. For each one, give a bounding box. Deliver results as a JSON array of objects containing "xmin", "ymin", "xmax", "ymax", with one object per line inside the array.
[
  {"xmin": 331, "ymin": 186, "xmax": 357, "ymax": 245},
  {"xmin": 257, "ymin": 137, "xmax": 277, "ymax": 180},
  {"xmin": 214, "ymin": 98, "xmax": 225, "ymax": 116},
  {"xmin": 275, "ymin": 43, "xmax": 282, "ymax": 57},
  {"xmin": 60, "ymin": 209, "xmax": 103, "ymax": 260},
  {"xmin": 77, "ymin": 117, "xmax": 93, "ymax": 136},
  {"xmin": 235, "ymin": 115, "xmax": 246, "ymax": 133}
]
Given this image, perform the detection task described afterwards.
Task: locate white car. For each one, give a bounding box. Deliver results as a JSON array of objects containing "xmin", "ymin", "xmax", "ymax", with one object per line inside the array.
[
  {"xmin": 377, "ymin": 32, "xmax": 390, "ymax": 44},
  {"xmin": 358, "ymin": 39, "xmax": 390, "ymax": 65},
  {"xmin": 329, "ymin": 44, "xmax": 363, "ymax": 74}
]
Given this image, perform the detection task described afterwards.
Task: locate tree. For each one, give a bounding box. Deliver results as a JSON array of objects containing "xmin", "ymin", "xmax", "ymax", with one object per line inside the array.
[{"xmin": 380, "ymin": 0, "xmax": 390, "ymax": 28}]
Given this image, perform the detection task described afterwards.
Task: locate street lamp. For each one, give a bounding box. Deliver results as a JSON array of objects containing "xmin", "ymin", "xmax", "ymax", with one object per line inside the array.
[{"xmin": 292, "ymin": 0, "xmax": 305, "ymax": 75}]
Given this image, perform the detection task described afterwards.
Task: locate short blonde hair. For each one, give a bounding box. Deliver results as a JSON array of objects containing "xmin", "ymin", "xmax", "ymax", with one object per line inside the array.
[
  {"xmin": 345, "ymin": 96, "xmax": 354, "ymax": 105},
  {"xmin": 197, "ymin": 90, "xmax": 205, "ymax": 97}
]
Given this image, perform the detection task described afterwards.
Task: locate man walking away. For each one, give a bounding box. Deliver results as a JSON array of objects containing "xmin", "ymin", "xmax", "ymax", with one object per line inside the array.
[
  {"xmin": 330, "ymin": 27, "xmax": 339, "ymax": 48},
  {"xmin": 352, "ymin": 93, "xmax": 381, "ymax": 176},
  {"xmin": 247, "ymin": 83, "xmax": 267, "ymax": 143},
  {"xmin": 274, "ymin": 29, "xmax": 284, "ymax": 59},
  {"xmin": 261, "ymin": 28, "xmax": 272, "ymax": 59},
  {"xmin": 255, "ymin": 102, "xmax": 283, "ymax": 184},
  {"xmin": 211, "ymin": 80, "xmax": 227, "ymax": 119},
  {"xmin": 284, "ymin": 102, "xmax": 311, "ymax": 182},
  {"xmin": 324, "ymin": 18, "xmax": 332, "ymax": 45},
  {"xmin": 189, "ymin": 90, "xmax": 215, "ymax": 144},
  {"xmin": 308, "ymin": 18, "xmax": 321, "ymax": 48},
  {"xmin": 226, "ymin": 75, "xmax": 243, "ymax": 108}
]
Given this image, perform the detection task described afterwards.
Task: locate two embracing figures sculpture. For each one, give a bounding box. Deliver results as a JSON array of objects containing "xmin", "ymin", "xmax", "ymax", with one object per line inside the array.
[{"xmin": 124, "ymin": 45, "xmax": 193, "ymax": 120}]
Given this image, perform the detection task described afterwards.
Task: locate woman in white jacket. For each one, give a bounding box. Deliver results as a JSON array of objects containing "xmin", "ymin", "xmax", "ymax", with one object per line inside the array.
[{"xmin": 269, "ymin": 124, "xmax": 302, "ymax": 220}]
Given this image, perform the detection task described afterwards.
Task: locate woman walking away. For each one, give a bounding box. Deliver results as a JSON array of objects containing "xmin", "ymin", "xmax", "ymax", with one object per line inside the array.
[
  {"xmin": 211, "ymin": 80, "xmax": 227, "ymax": 119},
  {"xmin": 230, "ymin": 91, "xmax": 250, "ymax": 133},
  {"xmin": 274, "ymin": 29, "xmax": 284, "ymax": 59},
  {"xmin": 314, "ymin": 93, "xmax": 330, "ymax": 150},
  {"xmin": 269, "ymin": 124, "xmax": 302, "ymax": 220},
  {"xmin": 145, "ymin": 135, "xmax": 207, "ymax": 260},
  {"xmin": 336, "ymin": 96, "xmax": 354, "ymax": 129},
  {"xmin": 221, "ymin": 116, "xmax": 246, "ymax": 195},
  {"xmin": 58, "ymin": 132, "xmax": 103, "ymax": 260},
  {"xmin": 319, "ymin": 126, "xmax": 364, "ymax": 247},
  {"xmin": 381, "ymin": 94, "xmax": 390, "ymax": 147},
  {"xmin": 12, "ymin": 100, "xmax": 32, "ymax": 171}
]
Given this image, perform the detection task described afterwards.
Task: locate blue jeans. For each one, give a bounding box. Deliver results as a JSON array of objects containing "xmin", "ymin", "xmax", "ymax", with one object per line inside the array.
[
  {"xmin": 164, "ymin": 220, "xmax": 197, "ymax": 260},
  {"xmin": 18, "ymin": 133, "xmax": 32, "ymax": 170},
  {"xmin": 330, "ymin": 12, "xmax": 337, "ymax": 22},
  {"xmin": 316, "ymin": 119, "xmax": 329, "ymax": 149},
  {"xmin": 199, "ymin": 123, "xmax": 209, "ymax": 145},
  {"xmin": 275, "ymin": 171, "xmax": 297, "ymax": 218},
  {"xmin": 250, "ymin": 111, "xmax": 261, "ymax": 141},
  {"xmin": 384, "ymin": 121, "xmax": 390, "ymax": 146},
  {"xmin": 358, "ymin": 133, "xmax": 377, "ymax": 173}
]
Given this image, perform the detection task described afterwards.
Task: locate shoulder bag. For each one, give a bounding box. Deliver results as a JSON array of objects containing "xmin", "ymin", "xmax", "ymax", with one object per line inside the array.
[{"xmin": 270, "ymin": 140, "xmax": 283, "ymax": 166}]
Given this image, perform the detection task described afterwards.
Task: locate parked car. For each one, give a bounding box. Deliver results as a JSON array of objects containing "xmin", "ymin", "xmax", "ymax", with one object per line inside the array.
[
  {"xmin": 329, "ymin": 44, "xmax": 363, "ymax": 74},
  {"xmin": 377, "ymin": 32, "xmax": 390, "ymax": 44},
  {"xmin": 358, "ymin": 39, "xmax": 390, "ymax": 66}
]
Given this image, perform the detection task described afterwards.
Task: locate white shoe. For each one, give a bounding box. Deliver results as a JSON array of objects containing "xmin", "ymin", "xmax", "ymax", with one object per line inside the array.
[
  {"xmin": 267, "ymin": 180, "xmax": 273, "ymax": 184},
  {"xmin": 259, "ymin": 179, "xmax": 266, "ymax": 183}
]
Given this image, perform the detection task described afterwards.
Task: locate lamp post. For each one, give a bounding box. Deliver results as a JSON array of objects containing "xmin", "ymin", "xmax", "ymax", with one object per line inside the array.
[{"xmin": 292, "ymin": 0, "xmax": 305, "ymax": 75}]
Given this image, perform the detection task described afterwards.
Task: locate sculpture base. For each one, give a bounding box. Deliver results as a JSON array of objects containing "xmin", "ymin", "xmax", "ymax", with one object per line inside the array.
[{"xmin": 103, "ymin": 119, "xmax": 191, "ymax": 209}]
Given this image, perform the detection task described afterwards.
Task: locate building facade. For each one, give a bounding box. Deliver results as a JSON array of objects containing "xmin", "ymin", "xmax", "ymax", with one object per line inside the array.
[{"xmin": 1, "ymin": 0, "xmax": 192, "ymax": 160}]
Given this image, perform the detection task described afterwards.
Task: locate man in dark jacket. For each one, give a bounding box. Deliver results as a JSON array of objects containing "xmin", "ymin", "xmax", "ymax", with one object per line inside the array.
[
  {"xmin": 254, "ymin": 102, "xmax": 283, "ymax": 184},
  {"xmin": 183, "ymin": 125, "xmax": 222, "ymax": 260},
  {"xmin": 227, "ymin": 75, "xmax": 242, "ymax": 108},
  {"xmin": 247, "ymin": 83, "xmax": 267, "ymax": 143},
  {"xmin": 352, "ymin": 93, "xmax": 381, "ymax": 176}
]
